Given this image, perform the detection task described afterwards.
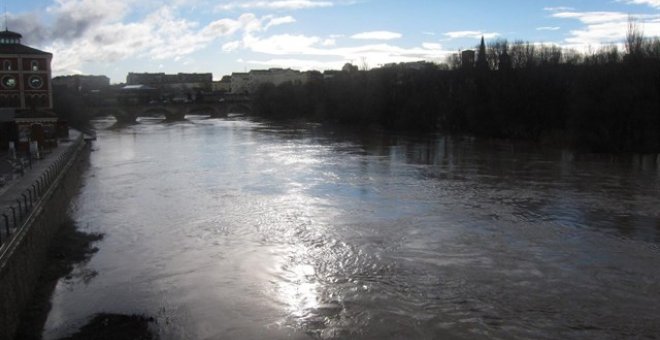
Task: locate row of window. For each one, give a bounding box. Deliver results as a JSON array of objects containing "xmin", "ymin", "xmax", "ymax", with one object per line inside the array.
[
  {"xmin": 0, "ymin": 38, "xmax": 19, "ymax": 44},
  {"xmin": 1, "ymin": 75, "xmax": 45, "ymax": 89},
  {"xmin": 0, "ymin": 93, "xmax": 49, "ymax": 108},
  {"xmin": 2, "ymin": 60, "xmax": 42, "ymax": 71}
]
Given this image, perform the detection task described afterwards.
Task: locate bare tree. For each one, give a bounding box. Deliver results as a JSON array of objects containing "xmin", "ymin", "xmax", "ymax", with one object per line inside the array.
[
  {"xmin": 359, "ymin": 57, "xmax": 370, "ymax": 71},
  {"xmin": 626, "ymin": 15, "xmax": 644, "ymax": 57}
]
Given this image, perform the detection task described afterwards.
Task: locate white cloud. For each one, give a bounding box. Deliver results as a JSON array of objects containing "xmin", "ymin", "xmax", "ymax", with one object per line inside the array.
[
  {"xmin": 552, "ymin": 10, "xmax": 660, "ymax": 52},
  {"xmin": 422, "ymin": 31, "xmax": 436, "ymax": 36},
  {"xmin": 243, "ymin": 58, "xmax": 345, "ymax": 70},
  {"xmin": 264, "ymin": 15, "xmax": 296, "ymax": 30},
  {"xmin": 244, "ymin": 33, "xmax": 321, "ymax": 54},
  {"xmin": 422, "ymin": 42, "xmax": 442, "ymax": 50},
  {"xmin": 552, "ymin": 11, "xmax": 629, "ymax": 24},
  {"xmin": 231, "ymin": 29, "xmax": 450, "ymax": 69},
  {"xmin": 444, "ymin": 31, "xmax": 499, "ymax": 39},
  {"xmin": 201, "ymin": 18, "xmax": 244, "ymax": 37},
  {"xmin": 47, "ymin": 0, "xmax": 130, "ymax": 24},
  {"xmin": 619, "ymin": 0, "xmax": 660, "ymax": 8},
  {"xmin": 543, "ymin": 6, "xmax": 575, "ymax": 12},
  {"xmin": 222, "ymin": 40, "xmax": 241, "ymax": 52},
  {"xmin": 35, "ymin": 2, "xmax": 280, "ymax": 76},
  {"xmin": 216, "ymin": 0, "xmax": 333, "ymax": 11},
  {"xmin": 537, "ymin": 26, "xmax": 561, "ymax": 31},
  {"xmin": 350, "ymin": 31, "xmax": 402, "ymax": 40},
  {"xmin": 322, "ymin": 38, "xmax": 336, "ymax": 46}
]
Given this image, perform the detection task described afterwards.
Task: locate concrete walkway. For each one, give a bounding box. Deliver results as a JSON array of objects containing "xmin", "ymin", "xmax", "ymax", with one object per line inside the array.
[{"xmin": 0, "ymin": 130, "xmax": 83, "ymax": 244}]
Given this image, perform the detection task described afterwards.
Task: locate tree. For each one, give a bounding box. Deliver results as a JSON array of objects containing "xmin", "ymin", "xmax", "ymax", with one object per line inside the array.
[
  {"xmin": 626, "ymin": 16, "xmax": 644, "ymax": 58},
  {"xmin": 342, "ymin": 63, "xmax": 359, "ymax": 73}
]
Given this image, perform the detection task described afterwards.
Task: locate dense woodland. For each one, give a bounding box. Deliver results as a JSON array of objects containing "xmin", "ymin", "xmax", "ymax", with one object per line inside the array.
[{"xmin": 253, "ymin": 24, "xmax": 660, "ymax": 153}]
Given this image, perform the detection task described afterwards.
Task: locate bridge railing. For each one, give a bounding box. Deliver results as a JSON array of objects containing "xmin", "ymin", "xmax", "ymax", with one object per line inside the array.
[{"xmin": 0, "ymin": 134, "xmax": 85, "ymax": 251}]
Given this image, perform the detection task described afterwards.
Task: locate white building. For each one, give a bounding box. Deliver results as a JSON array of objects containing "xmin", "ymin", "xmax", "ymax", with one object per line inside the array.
[{"xmin": 230, "ymin": 68, "xmax": 312, "ymax": 94}]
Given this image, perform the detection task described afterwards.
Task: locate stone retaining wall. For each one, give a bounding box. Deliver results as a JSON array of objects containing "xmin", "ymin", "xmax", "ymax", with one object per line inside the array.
[{"xmin": 0, "ymin": 138, "xmax": 90, "ymax": 340}]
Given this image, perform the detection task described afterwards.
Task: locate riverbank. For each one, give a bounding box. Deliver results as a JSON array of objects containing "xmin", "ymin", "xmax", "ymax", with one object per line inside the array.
[
  {"xmin": 14, "ymin": 218, "xmax": 103, "ymax": 340},
  {"xmin": 14, "ymin": 219, "xmax": 157, "ymax": 340},
  {"xmin": 0, "ymin": 131, "xmax": 90, "ymax": 340}
]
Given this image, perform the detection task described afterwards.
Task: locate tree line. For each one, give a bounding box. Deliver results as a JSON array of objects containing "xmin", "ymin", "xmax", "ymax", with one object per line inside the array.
[{"xmin": 252, "ymin": 24, "xmax": 660, "ymax": 153}]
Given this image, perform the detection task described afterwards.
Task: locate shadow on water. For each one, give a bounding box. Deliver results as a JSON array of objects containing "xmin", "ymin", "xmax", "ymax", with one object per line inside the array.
[
  {"xmin": 15, "ymin": 218, "xmax": 158, "ymax": 340},
  {"xmin": 55, "ymin": 314, "xmax": 156, "ymax": 340},
  {"xmin": 15, "ymin": 218, "xmax": 104, "ymax": 340}
]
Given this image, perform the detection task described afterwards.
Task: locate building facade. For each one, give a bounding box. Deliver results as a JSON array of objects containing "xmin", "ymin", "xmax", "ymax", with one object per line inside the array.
[
  {"xmin": 230, "ymin": 68, "xmax": 312, "ymax": 94},
  {"xmin": 0, "ymin": 30, "xmax": 53, "ymax": 110},
  {"xmin": 0, "ymin": 29, "xmax": 59, "ymax": 151},
  {"xmin": 52, "ymin": 75, "xmax": 110, "ymax": 92},
  {"xmin": 212, "ymin": 75, "xmax": 232, "ymax": 93},
  {"xmin": 126, "ymin": 72, "xmax": 213, "ymax": 93}
]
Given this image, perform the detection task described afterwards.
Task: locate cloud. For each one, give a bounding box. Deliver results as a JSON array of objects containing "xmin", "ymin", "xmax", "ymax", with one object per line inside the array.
[
  {"xmin": 543, "ymin": 6, "xmax": 575, "ymax": 12},
  {"xmin": 264, "ymin": 16, "xmax": 296, "ymax": 30},
  {"xmin": 537, "ymin": 26, "xmax": 561, "ymax": 31},
  {"xmin": 243, "ymin": 58, "xmax": 345, "ymax": 71},
  {"xmin": 444, "ymin": 31, "xmax": 500, "ymax": 39},
  {"xmin": 322, "ymin": 38, "xmax": 336, "ymax": 46},
  {"xmin": 551, "ymin": 10, "xmax": 660, "ymax": 51},
  {"xmin": 10, "ymin": 0, "xmax": 130, "ymax": 45},
  {"xmin": 422, "ymin": 42, "xmax": 442, "ymax": 50},
  {"xmin": 350, "ymin": 31, "xmax": 402, "ymax": 40},
  {"xmin": 222, "ymin": 40, "xmax": 241, "ymax": 52},
  {"xmin": 552, "ymin": 11, "xmax": 629, "ymax": 24},
  {"xmin": 618, "ymin": 0, "xmax": 660, "ymax": 8},
  {"xmin": 216, "ymin": 0, "xmax": 333, "ymax": 11},
  {"xmin": 244, "ymin": 34, "xmax": 322, "ymax": 54},
  {"xmin": 9, "ymin": 0, "xmax": 279, "ymax": 76},
  {"xmin": 230, "ymin": 29, "xmax": 450, "ymax": 69}
]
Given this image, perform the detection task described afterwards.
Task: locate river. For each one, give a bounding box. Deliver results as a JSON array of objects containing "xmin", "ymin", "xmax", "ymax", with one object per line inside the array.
[{"xmin": 43, "ymin": 115, "xmax": 660, "ymax": 339}]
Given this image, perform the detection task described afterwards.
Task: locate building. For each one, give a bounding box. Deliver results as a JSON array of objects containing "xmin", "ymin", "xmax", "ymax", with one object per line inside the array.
[
  {"xmin": 0, "ymin": 29, "xmax": 60, "ymax": 152},
  {"xmin": 126, "ymin": 72, "xmax": 213, "ymax": 93},
  {"xmin": 212, "ymin": 75, "xmax": 232, "ymax": 93},
  {"xmin": 118, "ymin": 85, "xmax": 159, "ymax": 105},
  {"xmin": 52, "ymin": 74, "xmax": 110, "ymax": 92},
  {"xmin": 382, "ymin": 61, "xmax": 436, "ymax": 71},
  {"xmin": 461, "ymin": 50, "xmax": 475, "ymax": 69},
  {"xmin": 230, "ymin": 72, "xmax": 250, "ymax": 94},
  {"xmin": 0, "ymin": 30, "xmax": 53, "ymax": 110},
  {"xmin": 230, "ymin": 68, "xmax": 310, "ymax": 94}
]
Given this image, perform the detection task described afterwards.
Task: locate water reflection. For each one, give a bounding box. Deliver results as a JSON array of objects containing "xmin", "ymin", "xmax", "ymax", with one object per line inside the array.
[{"xmin": 42, "ymin": 117, "xmax": 660, "ymax": 339}]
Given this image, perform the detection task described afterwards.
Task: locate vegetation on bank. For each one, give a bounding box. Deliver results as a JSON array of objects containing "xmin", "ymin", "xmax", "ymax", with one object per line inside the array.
[{"xmin": 252, "ymin": 23, "xmax": 660, "ymax": 153}]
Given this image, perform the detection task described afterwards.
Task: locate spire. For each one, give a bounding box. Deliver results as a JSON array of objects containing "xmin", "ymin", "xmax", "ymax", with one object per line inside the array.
[{"xmin": 476, "ymin": 35, "xmax": 489, "ymax": 71}]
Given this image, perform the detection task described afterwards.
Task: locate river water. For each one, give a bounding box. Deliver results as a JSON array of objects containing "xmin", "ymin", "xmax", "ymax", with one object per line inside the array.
[{"xmin": 43, "ymin": 116, "xmax": 660, "ymax": 339}]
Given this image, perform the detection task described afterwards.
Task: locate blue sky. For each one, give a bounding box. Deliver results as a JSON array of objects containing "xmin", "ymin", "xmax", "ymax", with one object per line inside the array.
[{"xmin": 6, "ymin": 0, "xmax": 660, "ymax": 83}]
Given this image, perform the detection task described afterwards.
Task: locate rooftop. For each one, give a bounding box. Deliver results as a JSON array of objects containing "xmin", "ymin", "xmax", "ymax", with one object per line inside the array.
[{"xmin": 0, "ymin": 29, "xmax": 51, "ymax": 56}]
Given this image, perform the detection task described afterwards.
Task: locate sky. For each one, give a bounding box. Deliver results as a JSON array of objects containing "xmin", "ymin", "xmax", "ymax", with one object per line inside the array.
[{"xmin": 5, "ymin": 0, "xmax": 660, "ymax": 83}]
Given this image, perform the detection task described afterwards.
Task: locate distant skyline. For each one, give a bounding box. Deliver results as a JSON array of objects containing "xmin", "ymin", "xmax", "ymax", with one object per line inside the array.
[{"xmin": 6, "ymin": 0, "xmax": 660, "ymax": 83}]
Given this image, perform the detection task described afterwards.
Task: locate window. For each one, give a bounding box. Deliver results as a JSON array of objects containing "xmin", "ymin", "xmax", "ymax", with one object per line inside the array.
[
  {"xmin": 1, "ymin": 76, "xmax": 17, "ymax": 89},
  {"xmin": 28, "ymin": 76, "xmax": 44, "ymax": 89},
  {"xmin": 31, "ymin": 60, "xmax": 39, "ymax": 71},
  {"xmin": 3, "ymin": 60, "xmax": 11, "ymax": 71}
]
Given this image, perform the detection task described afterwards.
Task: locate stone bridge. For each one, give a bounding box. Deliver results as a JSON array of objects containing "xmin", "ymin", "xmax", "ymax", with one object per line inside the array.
[{"xmin": 96, "ymin": 96, "xmax": 252, "ymax": 124}]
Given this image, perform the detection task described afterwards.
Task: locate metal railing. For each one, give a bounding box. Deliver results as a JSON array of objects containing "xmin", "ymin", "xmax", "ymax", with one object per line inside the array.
[{"xmin": 0, "ymin": 135, "xmax": 84, "ymax": 249}]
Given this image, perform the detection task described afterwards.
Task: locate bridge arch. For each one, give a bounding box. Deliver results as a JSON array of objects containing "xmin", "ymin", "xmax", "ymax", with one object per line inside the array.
[
  {"xmin": 226, "ymin": 103, "xmax": 252, "ymax": 114},
  {"xmin": 186, "ymin": 106, "xmax": 217, "ymax": 116}
]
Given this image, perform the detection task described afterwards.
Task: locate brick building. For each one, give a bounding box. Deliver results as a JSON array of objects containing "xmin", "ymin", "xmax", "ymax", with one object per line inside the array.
[{"xmin": 0, "ymin": 29, "xmax": 60, "ymax": 152}]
